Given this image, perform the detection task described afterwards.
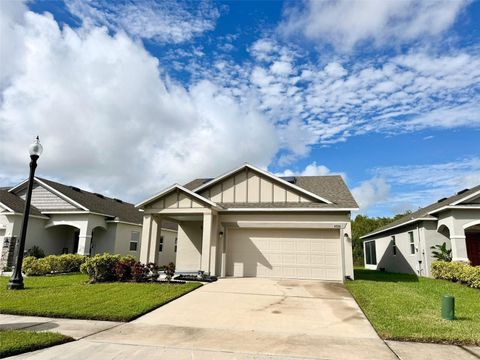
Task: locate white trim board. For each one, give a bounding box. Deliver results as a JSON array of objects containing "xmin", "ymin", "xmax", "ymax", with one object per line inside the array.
[
  {"xmin": 9, "ymin": 178, "xmax": 88, "ymax": 211},
  {"xmin": 136, "ymin": 184, "xmax": 220, "ymax": 209}
]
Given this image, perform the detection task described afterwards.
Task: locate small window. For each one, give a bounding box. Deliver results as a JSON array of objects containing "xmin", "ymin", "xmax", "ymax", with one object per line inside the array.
[
  {"xmin": 409, "ymin": 231, "xmax": 415, "ymax": 255},
  {"xmin": 159, "ymin": 236, "xmax": 164, "ymax": 252},
  {"xmin": 391, "ymin": 236, "xmax": 397, "ymax": 256},
  {"xmin": 130, "ymin": 231, "xmax": 140, "ymax": 252},
  {"xmin": 364, "ymin": 241, "xmax": 377, "ymax": 265},
  {"xmin": 174, "ymin": 237, "xmax": 178, "ymax": 253}
]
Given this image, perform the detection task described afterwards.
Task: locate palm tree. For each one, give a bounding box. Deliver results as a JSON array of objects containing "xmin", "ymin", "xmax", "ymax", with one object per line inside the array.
[{"xmin": 430, "ymin": 242, "xmax": 452, "ymax": 262}]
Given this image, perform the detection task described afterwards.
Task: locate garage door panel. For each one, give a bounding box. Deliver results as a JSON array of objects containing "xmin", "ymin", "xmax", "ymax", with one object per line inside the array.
[{"xmin": 227, "ymin": 228, "xmax": 342, "ymax": 281}]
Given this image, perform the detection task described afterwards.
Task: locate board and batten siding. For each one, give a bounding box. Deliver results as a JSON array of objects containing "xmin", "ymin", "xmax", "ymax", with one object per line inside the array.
[
  {"xmin": 200, "ymin": 169, "xmax": 313, "ymax": 204},
  {"xmin": 145, "ymin": 190, "xmax": 206, "ymax": 210},
  {"xmin": 17, "ymin": 184, "xmax": 78, "ymax": 211}
]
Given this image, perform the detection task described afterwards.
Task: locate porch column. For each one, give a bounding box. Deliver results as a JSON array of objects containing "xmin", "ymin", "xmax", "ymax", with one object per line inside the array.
[
  {"xmin": 451, "ymin": 235, "xmax": 469, "ymax": 263},
  {"xmin": 148, "ymin": 216, "xmax": 162, "ymax": 264},
  {"xmin": 220, "ymin": 227, "xmax": 226, "ymax": 277},
  {"xmin": 201, "ymin": 212, "xmax": 213, "ymax": 273},
  {"xmin": 77, "ymin": 233, "xmax": 92, "ymax": 255},
  {"xmin": 139, "ymin": 215, "xmax": 153, "ymax": 264}
]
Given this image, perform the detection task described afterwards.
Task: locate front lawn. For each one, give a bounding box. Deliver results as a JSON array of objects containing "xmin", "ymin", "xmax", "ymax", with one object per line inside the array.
[
  {"xmin": 0, "ymin": 274, "xmax": 201, "ymax": 322},
  {"xmin": 0, "ymin": 330, "xmax": 72, "ymax": 358},
  {"xmin": 346, "ymin": 269, "xmax": 480, "ymax": 345}
]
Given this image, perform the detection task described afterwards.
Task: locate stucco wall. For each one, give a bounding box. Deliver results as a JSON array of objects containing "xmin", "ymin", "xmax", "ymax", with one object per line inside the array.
[
  {"xmin": 176, "ymin": 221, "xmax": 202, "ymax": 272},
  {"xmin": 92, "ymin": 223, "xmax": 117, "ymax": 255},
  {"xmin": 157, "ymin": 229, "xmax": 177, "ymax": 266}
]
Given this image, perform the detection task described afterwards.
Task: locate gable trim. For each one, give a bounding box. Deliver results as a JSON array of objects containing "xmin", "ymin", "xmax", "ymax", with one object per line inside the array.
[
  {"xmin": 193, "ymin": 164, "xmax": 333, "ymax": 204},
  {"xmin": 0, "ymin": 201, "xmax": 14, "ymax": 213},
  {"xmin": 450, "ymin": 189, "xmax": 480, "ymax": 206},
  {"xmin": 360, "ymin": 217, "xmax": 437, "ymax": 239},
  {"xmin": 9, "ymin": 178, "xmax": 88, "ymax": 211},
  {"xmin": 136, "ymin": 184, "xmax": 220, "ymax": 209}
]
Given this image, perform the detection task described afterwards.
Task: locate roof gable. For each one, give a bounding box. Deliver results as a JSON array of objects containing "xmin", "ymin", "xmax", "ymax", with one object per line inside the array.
[
  {"xmin": 362, "ymin": 184, "xmax": 480, "ymax": 239},
  {"xmin": 136, "ymin": 184, "xmax": 219, "ymax": 209},
  {"xmin": 194, "ymin": 164, "xmax": 333, "ymax": 205}
]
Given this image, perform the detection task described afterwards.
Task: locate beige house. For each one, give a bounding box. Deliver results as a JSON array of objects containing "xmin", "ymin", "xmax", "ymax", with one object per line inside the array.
[
  {"xmin": 361, "ymin": 185, "xmax": 480, "ymax": 277},
  {"xmin": 136, "ymin": 164, "xmax": 358, "ymax": 281},
  {"xmin": 0, "ymin": 178, "xmax": 177, "ymax": 269}
]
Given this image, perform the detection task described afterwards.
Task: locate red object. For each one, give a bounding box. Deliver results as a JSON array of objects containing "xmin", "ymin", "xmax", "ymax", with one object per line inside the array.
[{"xmin": 466, "ymin": 233, "xmax": 480, "ymax": 266}]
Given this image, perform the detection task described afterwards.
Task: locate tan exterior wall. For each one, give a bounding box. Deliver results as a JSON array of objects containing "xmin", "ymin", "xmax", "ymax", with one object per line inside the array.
[
  {"xmin": 145, "ymin": 190, "xmax": 205, "ymax": 210},
  {"xmin": 199, "ymin": 169, "xmax": 313, "ymax": 204},
  {"xmin": 176, "ymin": 221, "xmax": 203, "ymax": 271},
  {"xmin": 157, "ymin": 229, "xmax": 177, "ymax": 266}
]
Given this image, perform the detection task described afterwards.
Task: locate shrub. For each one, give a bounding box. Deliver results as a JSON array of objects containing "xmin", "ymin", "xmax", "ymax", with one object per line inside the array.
[
  {"xmin": 431, "ymin": 261, "xmax": 480, "ymax": 289},
  {"xmin": 114, "ymin": 256, "xmax": 136, "ymax": 281},
  {"xmin": 22, "ymin": 254, "xmax": 86, "ymax": 276},
  {"xmin": 131, "ymin": 262, "xmax": 149, "ymax": 282},
  {"xmin": 80, "ymin": 253, "xmax": 122, "ymax": 283},
  {"xmin": 163, "ymin": 262, "xmax": 176, "ymax": 282},
  {"xmin": 26, "ymin": 245, "xmax": 45, "ymax": 258},
  {"xmin": 23, "ymin": 256, "xmax": 47, "ymax": 276}
]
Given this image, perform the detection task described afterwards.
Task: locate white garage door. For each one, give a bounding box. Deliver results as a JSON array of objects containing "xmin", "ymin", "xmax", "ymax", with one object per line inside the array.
[{"xmin": 226, "ymin": 228, "xmax": 342, "ymax": 281}]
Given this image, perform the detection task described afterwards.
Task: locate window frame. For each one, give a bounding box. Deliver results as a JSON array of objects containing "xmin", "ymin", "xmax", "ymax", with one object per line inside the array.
[
  {"xmin": 159, "ymin": 235, "xmax": 164, "ymax": 252},
  {"xmin": 364, "ymin": 240, "xmax": 377, "ymax": 265},
  {"xmin": 391, "ymin": 235, "xmax": 397, "ymax": 256},
  {"xmin": 408, "ymin": 231, "xmax": 415, "ymax": 255},
  {"xmin": 129, "ymin": 231, "xmax": 140, "ymax": 252}
]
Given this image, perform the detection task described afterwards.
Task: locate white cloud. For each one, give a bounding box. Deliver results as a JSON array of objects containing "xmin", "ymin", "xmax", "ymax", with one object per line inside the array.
[
  {"xmin": 281, "ymin": 0, "xmax": 469, "ymax": 51},
  {"xmin": 351, "ymin": 178, "xmax": 391, "ymax": 211},
  {"xmin": 276, "ymin": 161, "xmax": 332, "ymax": 177},
  {"xmin": 65, "ymin": 0, "xmax": 220, "ymax": 43},
  {"xmin": 361, "ymin": 157, "xmax": 480, "ymax": 215},
  {"xmin": 0, "ymin": 6, "xmax": 277, "ymax": 201}
]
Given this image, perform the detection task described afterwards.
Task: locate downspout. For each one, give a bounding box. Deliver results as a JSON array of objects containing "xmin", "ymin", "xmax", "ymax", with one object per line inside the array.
[{"xmin": 416, "ymin": 224, "xmax": 423, "ymax": 276}]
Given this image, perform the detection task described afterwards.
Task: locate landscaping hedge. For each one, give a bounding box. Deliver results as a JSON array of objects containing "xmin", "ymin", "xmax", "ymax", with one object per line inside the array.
[
  {"xmin": 23, "ymin": 254, "xmax": 86, "ymax": 276},
  {"xmin": 431, "ymin": 261, "xmax": 480, "ymax": 289},
  {"xmin": 80, "ymin": 253, "xmax": 167, "ymax": 283}
]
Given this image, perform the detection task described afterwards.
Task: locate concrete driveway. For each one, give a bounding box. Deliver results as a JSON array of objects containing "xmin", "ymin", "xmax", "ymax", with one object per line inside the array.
[{"xmin": 85, "ymin": 278, "xmax": 396, "ymax": 359}]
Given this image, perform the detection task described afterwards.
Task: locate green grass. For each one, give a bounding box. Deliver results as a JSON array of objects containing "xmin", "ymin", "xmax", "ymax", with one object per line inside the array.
[
  {"xmin": 0, "ymin": 274, "xmax": 201, "ymax": 322},
  {"xmin": 0, "ymin": 330, "xmax": 72, "ymax": 358},
  {"xmin": 345, "ymin": 269, "xmax": 480, "ymax": 345}
]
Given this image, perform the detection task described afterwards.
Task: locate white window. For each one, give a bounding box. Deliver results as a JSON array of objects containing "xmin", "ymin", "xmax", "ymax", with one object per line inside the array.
[
  {"xmin": 409, "ymin": 232, "xmax": 415, "ymax": 254},
  {"xmin": 364, "ymin": 241, "xmax": 377, "ymax": 265},
  {"xmin": 174, "ymin": 237, "xmax": 178, "ymax": 253},
  {"xmin": 129, "ymin": 231, "xmax": 140, "ymax": 252},
  {"xmin": 159, "ymin": 236, "xmax": 164, "ymax": 252},
  {"xmin": 391, "ymin": 236, "xmax": 397, "ymax": 256}
]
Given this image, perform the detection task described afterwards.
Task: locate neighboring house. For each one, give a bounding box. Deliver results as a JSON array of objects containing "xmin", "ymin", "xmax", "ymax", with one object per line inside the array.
[
  {"xmin": 136, "ymin": 163, "xmax": 358, "ymax": 281},
  {"xmin": 0, "ymin": 178, "xmax": 177, "ymax": 269},
  {"xmin": 361, "ymin": 185, "xmax": 480, "ymax": 277}
]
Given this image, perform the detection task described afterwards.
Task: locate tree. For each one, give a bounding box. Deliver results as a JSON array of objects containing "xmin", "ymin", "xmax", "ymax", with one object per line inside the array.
[{"xmin": 430, "ymin": 242, "xmax": 452, "ymax": 262}]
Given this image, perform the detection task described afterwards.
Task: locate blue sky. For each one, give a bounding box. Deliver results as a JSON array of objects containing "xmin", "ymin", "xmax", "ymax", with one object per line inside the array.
[{"xmin": 0, "ymin": 0, "xmax": 479, "ymax": 217}]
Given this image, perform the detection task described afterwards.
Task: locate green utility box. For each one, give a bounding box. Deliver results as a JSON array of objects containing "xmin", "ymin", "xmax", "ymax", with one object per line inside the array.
[{"xmin": 442, "ymin": 295, "xmax": 455, "ymax": 320}]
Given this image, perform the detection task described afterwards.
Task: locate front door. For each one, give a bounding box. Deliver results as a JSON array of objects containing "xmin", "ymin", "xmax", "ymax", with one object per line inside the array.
[{"xmin": 466, "ymin": 233, "xmax": 480, "ymax": 266}]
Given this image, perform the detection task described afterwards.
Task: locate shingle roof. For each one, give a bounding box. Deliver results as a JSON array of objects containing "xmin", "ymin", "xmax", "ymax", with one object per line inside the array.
[
  {"xmin": 183, "ymin": 175, "xmax": 358, "ymax": 208},
  {"xmin": 36, "ymin": 178, "xmax": 144, "ymax": 224},
  {"xmin": 10, "ymin": 178, "xmax": 177, "ymax": 230},
  {"xmin": 0, "ymin": 189, "xmax": 43, "ymax": 216},
  {"xmin": 362, "ymin": 184, "xmax": 480, "ymax": 239}
]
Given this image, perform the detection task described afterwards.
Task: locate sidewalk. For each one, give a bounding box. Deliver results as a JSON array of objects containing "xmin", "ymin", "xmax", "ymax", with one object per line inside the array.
[{"xmin": 0, "ymin": 314, "xmax": 121, "ymax": 340}]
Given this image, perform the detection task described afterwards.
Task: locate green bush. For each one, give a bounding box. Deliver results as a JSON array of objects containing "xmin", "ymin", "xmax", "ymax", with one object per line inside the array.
[
  {"xmin": 22, "ymin": 254, "xmax": 87, "ymax": 276},
  {"xmin": 23, "ymin": 256, "xmax": 47, "ymax": 276},
  {"xmin": 80, "ymin": 254, "xmax": 138, "ymax": 283},
  {"xmin": 25, "ymin": 246, "xmax": 45, "ymax": 259},
  {"xmin": 431, "ymin": 261, "xmax": 480, "ymax": 289}
]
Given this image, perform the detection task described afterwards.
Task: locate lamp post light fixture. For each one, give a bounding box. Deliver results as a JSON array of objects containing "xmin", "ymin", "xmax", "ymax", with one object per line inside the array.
[{"xmin": 8, "ymin": 136, "xmax": 43, "ymax": 290}]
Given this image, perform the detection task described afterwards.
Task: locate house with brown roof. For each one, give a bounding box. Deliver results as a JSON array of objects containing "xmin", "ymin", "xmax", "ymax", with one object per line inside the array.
[
  {"xmin": 361, "ymin": 185, "xmax": 480, "ymax": 276},
  {"xmin": 0, "ymin": 178, "xmax": 177, "ymax": 270},
  {"xmin": 136, "ymin": 163, "xmax": 358, "ymax": 281}
]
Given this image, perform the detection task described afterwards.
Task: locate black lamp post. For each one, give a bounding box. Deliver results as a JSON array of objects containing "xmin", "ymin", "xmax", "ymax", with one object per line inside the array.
[{"xmin": 8, "ymin": 136, "xmax": 43, "ymax": 290}]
